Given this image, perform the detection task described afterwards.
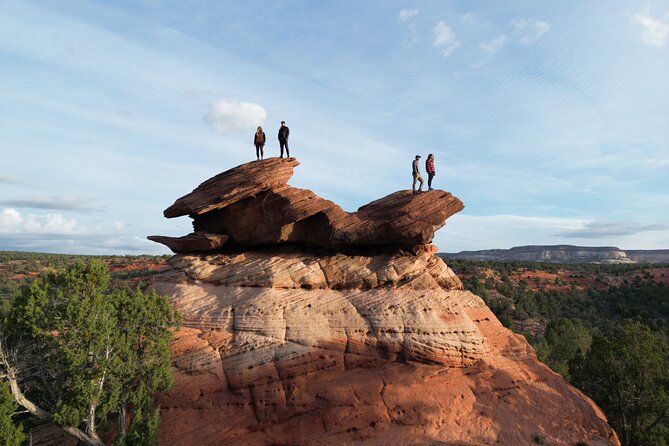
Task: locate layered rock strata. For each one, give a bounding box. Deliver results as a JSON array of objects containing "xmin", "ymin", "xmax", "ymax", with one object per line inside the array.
[
  {"xmin": 151, "ymin": 158, "xmax": 464, "ymax": 253},
  {"xmin": 150, "ymin": 157, "xmax": 619, "ymax": 446}
]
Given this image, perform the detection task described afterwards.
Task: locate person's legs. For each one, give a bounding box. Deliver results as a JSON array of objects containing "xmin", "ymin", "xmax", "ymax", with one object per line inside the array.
[
  {"xmin": 428, "ymin": 173, "xmax": 434, "ymax": 189},
  {"xmin": 255, "ymin": 145, "xmax": 260, "ymax": 160},
  {"xmin": 412, "ymin": 174, "xmax": 418, "ymax": 191},
  {"xmin": 418, "ymin": 175, "xmax": 424, "ymax": 191},
  {"xmin": 280, "ymin": 141, "xmax": 285, "ymax": 158},
  {"xmin": 260, "ymin": 145, "xmax": 264, "ymax": 160},
  {"xmin": 285, "ymin": 141, "xmax": 290, "ymax": 158}
]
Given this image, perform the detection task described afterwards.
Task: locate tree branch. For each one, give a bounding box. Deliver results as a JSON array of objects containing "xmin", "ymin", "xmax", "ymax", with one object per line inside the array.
[{"xmin": 0, "ymin": 340, "xmax": 105, "ymax": 446}]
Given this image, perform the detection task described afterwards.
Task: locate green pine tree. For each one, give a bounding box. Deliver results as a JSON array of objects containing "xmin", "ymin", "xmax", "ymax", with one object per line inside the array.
[
  {"xmin": 572, "ymin": 322, "xmax": 669, "ymax": 446},
  {"xmin": 0, "ymin": 259, "xmax": 180, "ymax": 445},
  {"xmin": 0, "ymin": 380, "xmax": 25, "ymax": 446}
]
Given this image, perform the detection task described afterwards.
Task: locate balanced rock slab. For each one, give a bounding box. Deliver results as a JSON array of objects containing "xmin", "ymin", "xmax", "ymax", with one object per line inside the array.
[{"xmin": 151, "ymin": 158, "xmax": 464, "ymax": 253}]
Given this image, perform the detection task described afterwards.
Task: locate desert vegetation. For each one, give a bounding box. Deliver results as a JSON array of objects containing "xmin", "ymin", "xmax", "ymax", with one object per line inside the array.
[
  {"xmin": 447, "ymin": 258, "xmax": 669, "ymax": 445},
  {"xmin": 0, "ymin": 254, "xmax": 178, "ymax": 445},
  {"xmin": 1, "ymin": 252, "xmax": 667, "ymax": 445}
]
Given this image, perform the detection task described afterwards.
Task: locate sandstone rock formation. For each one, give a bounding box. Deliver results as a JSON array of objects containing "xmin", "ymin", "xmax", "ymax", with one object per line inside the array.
[
  {"xmin": 151, "ymin": 158, "xmax": 464, "ymax": 253},
  {"xmin": 149, "ymin": 157, "xmax": 619, "ymax": 446}
]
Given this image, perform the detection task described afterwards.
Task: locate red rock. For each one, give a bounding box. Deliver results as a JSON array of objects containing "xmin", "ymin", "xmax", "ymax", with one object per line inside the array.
[
  {"xmin": 163, "ymin": 157, "xmax": 300, "ymax": 218},
  {"xmin": 151, "ymin": 160, "xmax": 464, "ymax": 252},
  {"xmin": 147, "ymin": 233, "xmax": 228, "ymax": 253},
  {"xmin": 147, "ymin": 158, "xmax": 619, "ymax": 445}
]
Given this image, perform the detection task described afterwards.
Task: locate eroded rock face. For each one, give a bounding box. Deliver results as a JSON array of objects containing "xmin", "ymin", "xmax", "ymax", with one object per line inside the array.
[
  {"xmin": 150, "ymin": 158, "xmax": 464, "ymax": 252},
  {"xmin": 161, "ymin": 245, "xmax": 462, "ymax": 290},
  {"xmin": 153, "ymin": 252, "xmax": 619, "ymax": 446},
  {"xmin": 149, "ymin": 158, "xmax": 619, "ymax": 446}
]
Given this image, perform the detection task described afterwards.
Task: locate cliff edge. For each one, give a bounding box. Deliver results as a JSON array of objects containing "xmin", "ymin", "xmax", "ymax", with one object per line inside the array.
[{"xmin": 149, "ymin": 157, "xmax": 619, "ymax": 446}]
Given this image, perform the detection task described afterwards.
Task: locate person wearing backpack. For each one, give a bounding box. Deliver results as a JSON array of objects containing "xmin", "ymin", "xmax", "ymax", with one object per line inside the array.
[{"xmin": 254, "ymin": 126, "xmax": 266, "ymax": 160}]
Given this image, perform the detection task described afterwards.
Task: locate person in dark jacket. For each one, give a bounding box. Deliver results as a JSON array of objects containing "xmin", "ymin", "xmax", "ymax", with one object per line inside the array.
[
  {"xmin": 254, "ymin": 126, "xmax": 266, "ymax": 160},
  {"xmin": 412, "ymin": 155, "xmax": 424, "ymax": 193},
  {"xmin": 278, "ymin": 121, "xmax": 290, "ymax": 158},
  {"xmin": 425, "ymin": 153, "xmax": 436, "ymax": 190}
]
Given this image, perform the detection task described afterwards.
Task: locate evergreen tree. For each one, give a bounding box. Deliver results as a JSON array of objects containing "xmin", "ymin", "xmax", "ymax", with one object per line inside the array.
[
  {"xmin": 0, "ymin": 260, "xmax": 180, "ymax": 445},
  {"xmin": 538, "ymin": 318, "xmax": 591, "ymax": 381},
  {"xmin": 0, "ymin": 380, "xmax": 25, "ymax": 446},
  {"xmin": 572, "ymin": 323, "xmax": 669, "ymax": 446}
]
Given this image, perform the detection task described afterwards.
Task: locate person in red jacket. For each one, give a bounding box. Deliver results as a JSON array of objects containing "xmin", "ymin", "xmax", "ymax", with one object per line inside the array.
[{"xmin": 425, "ymin": 153, "xmax": 436, "ymax": 190}]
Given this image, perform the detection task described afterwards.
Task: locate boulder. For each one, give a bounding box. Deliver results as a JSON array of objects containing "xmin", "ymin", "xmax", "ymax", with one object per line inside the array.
[{"xmin": 163, "ymin": 158, "xmax": 300, "ymax": 218}]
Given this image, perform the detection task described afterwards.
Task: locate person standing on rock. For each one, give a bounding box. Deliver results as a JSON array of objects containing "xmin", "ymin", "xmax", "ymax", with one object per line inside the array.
[
  {"xmin": 278, "ymin": 121, "xmax": 290, "ymax": 158},
  {"xmin": 426, "ymin": 153, "xmax": 436, "ymax": 190},
  {"xmin": 412, "ymin": 155, "xmax": 424, "ymax": 193},
  {"xmin": 254, "ymin": 126, "xmax": 266, "ymax": 160}
]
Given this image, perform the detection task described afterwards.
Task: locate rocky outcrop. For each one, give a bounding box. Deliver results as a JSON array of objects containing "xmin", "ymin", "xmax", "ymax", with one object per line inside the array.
[
  {"xmin": 151, "ymin": 158, "xmax": 464, "ymax": 253},
  {"xmin": 149, "ymin": 158, "xmax": 619, "ymax": 446},
  {"xmin": 147, "ymin": 233, "xmax": 229, "ymax": 254}
]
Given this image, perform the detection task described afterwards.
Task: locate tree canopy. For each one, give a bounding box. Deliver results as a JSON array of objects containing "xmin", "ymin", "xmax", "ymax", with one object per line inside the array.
[{"xmin": 0, "ymin": 259, "xmax": 180, "ymax": 445}]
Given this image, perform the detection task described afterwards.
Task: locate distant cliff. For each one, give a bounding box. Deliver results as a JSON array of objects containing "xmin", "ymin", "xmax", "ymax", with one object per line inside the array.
[{"xmin": 443, "ymin": 245, "xmax": 669, "ymax": 264}]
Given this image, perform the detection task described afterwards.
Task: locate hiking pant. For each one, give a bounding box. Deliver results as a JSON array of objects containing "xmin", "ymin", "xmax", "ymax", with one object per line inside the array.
[
  {"xmin": 412, "ymin": 173, "xmax": 424, "ymax": 191},
  {"xmin": 280, "ymin": 140, "xmax": 290, "ymax": 158},
  {"xmin": 255, "ymin": 144, "xmax": 264, "ymax": 159},
  {"xmin": 428, "ymin": 173, "xmax": 435, "ymax": 188}
]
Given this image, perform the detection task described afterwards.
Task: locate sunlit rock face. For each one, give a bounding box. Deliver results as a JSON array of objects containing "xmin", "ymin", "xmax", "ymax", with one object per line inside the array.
[{"xmin": 150, "ymin": 158, "xmax": 619, "ymax": 446}]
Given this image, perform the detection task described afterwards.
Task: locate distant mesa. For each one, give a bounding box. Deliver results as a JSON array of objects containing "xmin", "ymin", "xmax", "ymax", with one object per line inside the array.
[
  {"xmin": 443, "ymin": 244, "xmax": 669, "ymax": 264},
  {"xmin": 149, "ymin": 157, "xmax": 464, "ymax": 254}
]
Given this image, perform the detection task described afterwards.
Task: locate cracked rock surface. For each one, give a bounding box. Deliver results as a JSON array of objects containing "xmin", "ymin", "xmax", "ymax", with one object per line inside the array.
[
  {"xmin": 153, "ymin": 252, "xmax": 618, "ymax": 446},
  {"xmin": 150, "ymin": 159, "xmax": 619, "ymax": 445}
]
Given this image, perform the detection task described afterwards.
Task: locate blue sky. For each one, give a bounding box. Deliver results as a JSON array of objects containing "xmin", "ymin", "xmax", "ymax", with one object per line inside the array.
[{"xmin": 1, "ymin": 0, "xmax": 668, "ymax": 254}]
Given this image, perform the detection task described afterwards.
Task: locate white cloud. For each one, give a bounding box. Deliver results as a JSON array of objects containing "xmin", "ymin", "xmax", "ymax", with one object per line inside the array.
[
  {"xmin": 632, "ymin": 13, "xmax": 669, "ymax": 47},
  {"xmin": 480, "ymin": 35, "xmax": 507, "ymax": 54},
  {"xmin": 0, "ymin": 208, "xmax": 78, "ymax": 234},
  {"xmin": 432, "ymin": 21, "xmax": 460, "ymax": 58},
  {"xmin": 513, "ymin": 18, "xmax": 551, "ymax": 44},
  {"xmin": 0, "ymin": 208, "xmax": 165, "ymax": 254},
  {"xmin": 204, "ymin": 100, "xmax": 267, "ymax": 132},
  {"xmin": 399, "ymin": 9, "xmax": 418, "ymax": 22}
]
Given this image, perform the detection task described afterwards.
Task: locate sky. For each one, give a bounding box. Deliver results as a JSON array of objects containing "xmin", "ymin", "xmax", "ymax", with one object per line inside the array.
[{"xmin": 0, "ymin": 0, "xmax": 668, "ymax": 255}]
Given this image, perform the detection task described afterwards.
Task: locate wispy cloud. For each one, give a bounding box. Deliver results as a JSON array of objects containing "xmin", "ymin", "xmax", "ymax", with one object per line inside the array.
[
  {"xmin": 633, "ymin": 13, "xmax": 669, "ymax": 47},
  {"xmin": 644, "ymin": 158, "xmax": 669, "ymax": 170},
  {"xmin": 512, "ymin": 18, "xmax": 551, "ymax": 44},
  {"xmin": 398, "ymin": 9, "xmax": 419, "ymax": 47},
  {"xmin": 556, "ymin": 221, "xmax": 669, "ymax": 239},
  {"xmin": 204, "ymin": 100, "xmax": 267, "ymax": 132},
  {"xmin": 398, "ymin": 9, "xmax": 418, "ymax": 22},
  {"xmin": 479, "ymin": 35, "xmax": 507, "ymax": 54},
  {"xmin": 0, "ymin": 195, "xmax": 96, "ymax": 211},
  {"xmin": 0, "ymin": 174, "xmax": 20, "ymax": 184},
  {"xmin": 433, "ymin": 21, "xmax": 460, "ymax": 58}
]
